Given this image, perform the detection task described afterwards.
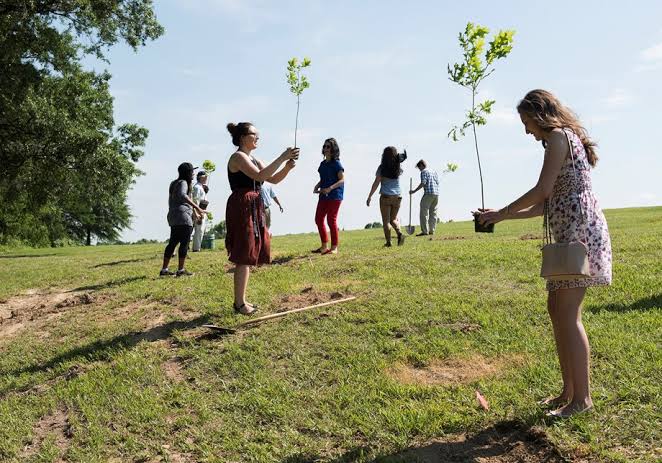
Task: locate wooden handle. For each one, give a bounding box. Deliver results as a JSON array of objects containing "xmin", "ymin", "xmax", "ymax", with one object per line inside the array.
[
  {"xmin": 409, "ymin": 178, "xmax": 413, "ymax": 223},
  {"xmin": 239, "ymin": 296, "xmax": 357, "ymax": 326}
]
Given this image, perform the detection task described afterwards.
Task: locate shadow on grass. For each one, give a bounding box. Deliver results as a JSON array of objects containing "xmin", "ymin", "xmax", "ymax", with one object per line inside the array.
[
  {"xmin": 68, "ymin": 275, "xmax": 147, "ymax": 292},
  {"xmin": 0, "ymin": 253, "xmax": 59, "ymax": 259},
  {"xmin": 6, "ymin": 315, "xmax": 211, "ymax": 379},
  {"xmin": 270, "ymin": 254, "xmax": 309, "ymax": 266},
  {"xmin": 281, "ymin": 421, "xmax": 564, "ymax": 463},
  {"xmin": 92, "ymin": 258, "xmax": 151, "ymax": 268},
  {"xmin": 587, "ymin": 293, "xmax": 661, "ymax": 313}
]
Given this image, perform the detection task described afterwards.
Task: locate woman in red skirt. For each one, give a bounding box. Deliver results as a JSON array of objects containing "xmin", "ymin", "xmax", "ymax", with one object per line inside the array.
[{"xmin": 225, "ymin": 122, "xmax": 299, "ymax": 315}]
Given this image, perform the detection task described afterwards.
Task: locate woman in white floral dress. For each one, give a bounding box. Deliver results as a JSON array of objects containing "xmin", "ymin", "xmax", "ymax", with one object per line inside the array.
[{"xmin": 477, "ymin": 89, "xmax": 612, "ymax": 418}]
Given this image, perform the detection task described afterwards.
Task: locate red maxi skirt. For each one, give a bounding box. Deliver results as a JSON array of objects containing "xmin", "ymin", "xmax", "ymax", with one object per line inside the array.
[{"xmin": 225, "ymin": 188, "xmax": 271, "ymax": 265}]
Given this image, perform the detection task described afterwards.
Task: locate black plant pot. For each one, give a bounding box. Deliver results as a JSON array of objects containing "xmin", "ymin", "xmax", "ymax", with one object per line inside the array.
[{"xmin": 473, "ymin": 214, "xmax": 494, "ymax": 233}]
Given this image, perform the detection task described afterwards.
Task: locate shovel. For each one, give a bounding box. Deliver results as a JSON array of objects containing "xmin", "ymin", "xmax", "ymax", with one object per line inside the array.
[
  {"xmin": 203, "ymin": 296, "xmax": 357, "ymax": 335},
  {"xmin": 406, "ymin": 178, "xmax": 415, "ymax": 235}
]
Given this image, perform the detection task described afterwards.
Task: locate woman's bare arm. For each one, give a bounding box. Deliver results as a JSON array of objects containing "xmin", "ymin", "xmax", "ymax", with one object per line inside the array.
[{"xmin": 229, "ymin": 148, "xmax": 298, "ymax": 182}]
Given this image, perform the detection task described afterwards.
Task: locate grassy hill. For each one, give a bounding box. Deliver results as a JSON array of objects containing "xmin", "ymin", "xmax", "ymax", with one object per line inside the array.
[{"xmin": 0, "ymin": 207, "xmax": 660, "ymax": 462}]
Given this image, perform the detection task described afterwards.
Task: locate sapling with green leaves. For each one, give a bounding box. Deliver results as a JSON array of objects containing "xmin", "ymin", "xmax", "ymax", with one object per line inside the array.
[
  {"xmin": 202, "ymin": 160, "xmax": 216, "ymax": 175},
  {"xmin": 448, "ymin": 23, "xmax": 514, "ymax": 213},
  {"xmin": 442, "ymin": 162, "xmax": 459, "ymax": 175},
  {"xmin": 202, "ymin": 159, "xmax": 216, "ymax": 186},
  {"xmin": 286, "ymin": 56, "xmax": 311, "ymax": 148}
]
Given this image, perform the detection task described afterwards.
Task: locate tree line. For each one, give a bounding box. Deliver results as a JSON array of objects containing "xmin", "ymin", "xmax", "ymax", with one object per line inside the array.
[{"xmin": 0, "ymin": 1, "xmax": 163, "ymax": 246}]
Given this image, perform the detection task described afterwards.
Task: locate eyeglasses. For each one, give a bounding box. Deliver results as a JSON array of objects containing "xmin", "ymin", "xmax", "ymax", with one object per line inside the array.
[
  {"xmin": 323, "ymin": 144, "xmax": 332, "ymax": 149},
  {"xmin": 246, "ymin": 132, "xmax": 260, "ymax": 140}
]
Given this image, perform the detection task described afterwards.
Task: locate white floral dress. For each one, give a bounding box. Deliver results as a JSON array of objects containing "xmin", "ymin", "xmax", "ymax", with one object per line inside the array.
[{"xmin": 546, "ymin": 128, "xmax": 612, "ymax": 291}]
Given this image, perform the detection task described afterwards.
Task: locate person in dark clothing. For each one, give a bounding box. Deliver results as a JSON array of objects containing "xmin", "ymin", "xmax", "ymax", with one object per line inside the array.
[
  {"xmin": 225, "ymin": 122, "xmax": 299, "ymax": 314},
  {"xmin": 160, "ymin": 162, "xmax": 207, "ymax": 277}
]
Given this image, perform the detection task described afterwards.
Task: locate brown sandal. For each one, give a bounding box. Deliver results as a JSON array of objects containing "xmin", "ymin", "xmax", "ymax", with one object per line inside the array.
[{"xmin": 233, "ymin": 303, "xmax": 257, "ymax": 315}]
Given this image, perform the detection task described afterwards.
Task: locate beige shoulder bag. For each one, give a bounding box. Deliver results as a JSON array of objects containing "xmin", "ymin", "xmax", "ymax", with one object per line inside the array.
[{"xmin": 540, "ymin": 130, "xmax": 591, "ymax": 281}]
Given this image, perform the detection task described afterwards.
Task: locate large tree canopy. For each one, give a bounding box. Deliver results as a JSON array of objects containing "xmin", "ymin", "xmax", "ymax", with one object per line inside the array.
[{"xmin": 0, "ymin": 1, "xmax": 163, "ymax": 246}]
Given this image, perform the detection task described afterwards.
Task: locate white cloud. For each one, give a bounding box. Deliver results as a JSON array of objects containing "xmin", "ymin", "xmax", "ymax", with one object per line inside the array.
[
  {"xmin": 168, "ymin": 96, "xmax": 272, "ymax": 132},
  {"xmin": 178, "ymin": 68, "xmax": 202, "ymax": 77},
  {"xmin": 585, "ymin": 113, "xmax": 619, "ymax": 125},
  {"xmin": 635, "ymin": 41, "xmax": 662, "ymax": 72},
  {"xmin": 490, "ymin": 107, "xmax": 519, "ymax": 125},
  {"xmin": 603, "ymin": 88, "xmax": 633, "ymax": 107},
  {"xmin": 640, "ymin": 42, "xmax": 662, "ymax": 62},
  {"xmin": 110, "ymin": 87, "xmax": 131, "ymax": 98},
  {"xmin": 175, "ymin": 0, "xmax": 283, "ymax": 32},
  {"xmin": 634, "ymin": 61, "xmax": 662, "ymax": 73}
]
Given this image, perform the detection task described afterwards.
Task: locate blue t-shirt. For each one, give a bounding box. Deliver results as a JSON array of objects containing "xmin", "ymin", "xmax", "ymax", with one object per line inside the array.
[
  {"xmin": 377, "ymin": 167, "xmax": 401, "ymax": 196},
  {"xmin": 260, "ymin": 184, "xmax": 277, "ymax": 208},
  {"xmin": 318, "ymin": 160, "xmax": 344, "ymax": 201}
]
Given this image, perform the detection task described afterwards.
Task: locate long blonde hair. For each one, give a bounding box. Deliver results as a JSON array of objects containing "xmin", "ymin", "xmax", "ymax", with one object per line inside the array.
[{"xmin": 517, "ymin": 89, "xmax": 598, "ymax": 166}]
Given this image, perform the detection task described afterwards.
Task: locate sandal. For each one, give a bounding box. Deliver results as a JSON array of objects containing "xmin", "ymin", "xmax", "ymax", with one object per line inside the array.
[
  {"xmin": 175, "ymin": 269, "xmax": 194, "ymax": 277},
  {"xmin": 546, "ymin": 405, "xmax": 593, "ymax": 418},
  {"xmin": 538, "ymin": 396, "xmax": 570, "ymax": 408},
  {"xmin": 312, "ymin": 247, "xmax": 327, "ymax": 254},
  {"xmin": 234, "ymin": 303, "xmax": 258, "ymax": 315}
]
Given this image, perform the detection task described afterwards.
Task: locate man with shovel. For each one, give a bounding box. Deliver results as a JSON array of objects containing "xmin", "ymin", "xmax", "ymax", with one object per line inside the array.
[{"xmin": 409, "ymin": 159, "xmax": 439, "ymax": 236}]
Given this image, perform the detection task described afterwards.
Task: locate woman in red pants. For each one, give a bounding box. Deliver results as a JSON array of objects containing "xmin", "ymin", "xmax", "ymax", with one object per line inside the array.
[{"xmin": 312, "ymin": 138, "xmax": 344, "ymax": 254}]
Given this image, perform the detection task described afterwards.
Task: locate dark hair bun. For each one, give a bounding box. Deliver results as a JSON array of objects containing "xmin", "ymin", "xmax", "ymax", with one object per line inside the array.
[{"xmin": 226, "ymin": 121, "xmax": 253, "ymax": 146}]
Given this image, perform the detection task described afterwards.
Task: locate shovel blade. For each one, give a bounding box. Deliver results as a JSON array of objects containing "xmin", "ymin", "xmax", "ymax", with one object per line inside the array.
[
  {"xmin": 202, "ymin": 324, "xmax": 237, "ymax": 335},
  {"xmin": 406, "ymin": 226, "xmax": 415, "ymax": 235}
]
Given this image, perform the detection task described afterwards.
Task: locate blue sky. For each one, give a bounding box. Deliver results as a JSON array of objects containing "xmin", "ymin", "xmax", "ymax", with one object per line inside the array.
[{"xmin": 92, "ymin": 1, "xmax": 662, "ymax": 241}]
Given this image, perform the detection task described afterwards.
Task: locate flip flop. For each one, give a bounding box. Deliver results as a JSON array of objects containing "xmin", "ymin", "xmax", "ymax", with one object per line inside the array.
[{"xmin": 545, "ymin": 405, "xmax": 593, "ymax": 418}]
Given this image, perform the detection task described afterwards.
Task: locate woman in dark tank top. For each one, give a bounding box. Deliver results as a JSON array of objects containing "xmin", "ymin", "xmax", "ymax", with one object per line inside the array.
[
  {"xmin": 225, "ymin": 122, "xmax": 299, "ymax": 315},
  {"xmin": 228, "ymin": 166, "xmax": 260, "ymax": 191}
]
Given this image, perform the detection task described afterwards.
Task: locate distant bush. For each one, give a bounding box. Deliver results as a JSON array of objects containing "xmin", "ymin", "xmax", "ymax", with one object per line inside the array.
[{"xmin": 134, "ymin": 238, "xmax": 160, "ymax": 245}]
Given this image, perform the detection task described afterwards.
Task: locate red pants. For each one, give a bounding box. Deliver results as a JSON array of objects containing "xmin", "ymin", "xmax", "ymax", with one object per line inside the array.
[{"xmin": 315, "ymin": 199, "xmax": 342, "ymax": 246}]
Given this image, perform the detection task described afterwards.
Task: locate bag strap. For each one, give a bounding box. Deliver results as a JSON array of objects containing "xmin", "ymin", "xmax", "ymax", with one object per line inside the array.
[{"xmin": 542, "ymin": 129, "xmax": 587, "ymax": 246}]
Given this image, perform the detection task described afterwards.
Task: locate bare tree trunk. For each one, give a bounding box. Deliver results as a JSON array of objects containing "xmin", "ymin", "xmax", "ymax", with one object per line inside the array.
[
  {"xmin": 294, "ymin": 94, "xmax": 300, "ymax": 148},
  {"xmin": 471, "ymin": 90, "xmax": 485, "ymax": 210},
  {"xmin": 86, "ymin": 229, "xmax": 91, "ymax": 246}
]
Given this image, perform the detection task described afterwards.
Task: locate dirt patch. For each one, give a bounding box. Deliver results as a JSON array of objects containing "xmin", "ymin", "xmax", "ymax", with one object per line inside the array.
[
  {"xmin": 437, "ymin": 235, "xmax": 467, "ymax": 241},
  {"xmin": 388, "ymin": 354, "xmax": 525, "ymax": 386},
  {"xmin": 519, "ymin": 233, "xmax": 543, "ymax": 241},
  {"xmin": 163, "ymin": 357, "xmax": 186, "ymax": 382},
  {"xmin": 20, "ymin": 405, "xmax": 73, "ymax": 461},
  {"xmin": 427, "ymin": 320, "xmax": 481, "ymax": 333},
  {"xmin": 0, "ymin": 289, "xmax": 98, "ymax": 340},
  {"xmin": 159, "ymin": 446, "xmax": 195, "ymax": 462},
  {"xmin": 277, "ymin": 287, "xmax": 348, "ymax": 312},
  {"xmin": 390, "ymin": 421, "xmax": 566, "ymax": 462}
]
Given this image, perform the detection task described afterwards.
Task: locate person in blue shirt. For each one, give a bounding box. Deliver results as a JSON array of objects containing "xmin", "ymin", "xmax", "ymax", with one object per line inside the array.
[
  {"xmin": 312, "ymin": 138, "xmax": 344, "ymax": 254},
  {"xmin": 260, "ymin": 183, "xmax": 284, "ymax": 234},
  {"xmin": 366, "ymin": 146, "xmax": 407, "ymax": 247}
]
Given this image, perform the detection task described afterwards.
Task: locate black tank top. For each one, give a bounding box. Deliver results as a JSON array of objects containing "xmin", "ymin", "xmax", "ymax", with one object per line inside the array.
[{"xmin": 228, "ymin": 155, "xmax": 262, "ymax": 191}]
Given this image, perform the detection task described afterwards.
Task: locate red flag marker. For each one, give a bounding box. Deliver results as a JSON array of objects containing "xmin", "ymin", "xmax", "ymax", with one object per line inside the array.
[{"xmin": 475, "ymin": 390, "xmax": 490, "ymax": 411}]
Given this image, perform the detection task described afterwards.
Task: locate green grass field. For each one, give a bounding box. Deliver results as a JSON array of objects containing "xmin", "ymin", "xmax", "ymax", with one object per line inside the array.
[{"xmin": 0, "ymin": 206, "xmax": 660, "ymax": 462}]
